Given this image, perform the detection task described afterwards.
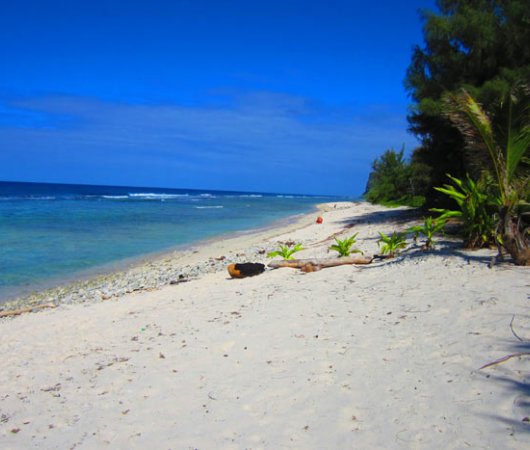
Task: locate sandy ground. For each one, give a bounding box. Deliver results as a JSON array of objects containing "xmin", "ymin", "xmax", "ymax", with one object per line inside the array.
[{"xmin": 0, "ymin": 202, "xmax": 529, "ymax": 449}]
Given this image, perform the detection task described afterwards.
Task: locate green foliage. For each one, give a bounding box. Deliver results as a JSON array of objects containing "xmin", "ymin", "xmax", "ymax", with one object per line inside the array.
[
  {"xmin": 379, "ymin": 196, "xmax": 426, "ymax": 209},
  {"xmin": 329, "ymin": 234, "xmax": 363, "ymax": 257},
  {"xmin": 377, "ymin": 231, "xmax": 408, "ymax": 258},
  {"xmin": 408, "ymin": 216, "xmax": 447, "ymax": 249},
  {"xmin": 444, "ymin": 84, "xmax": 530, "ymax": 264},
  {"xmin": 405, "ymin": 0, "xmax": 530, "ymax": 206},
  {"xmin": 364, "ymin": 147, "xmax": 425, "ymax": 207},
  {"xmin": 432, "ymin": 173, "xmax": 500, "ymax": 248},
  {"xmin": 445, "ymin": 86, "xmax": 530, "ymax": 207},
  {"xmin": 267, "ymin": 243, "xmax": 304, "ymax": 260}
]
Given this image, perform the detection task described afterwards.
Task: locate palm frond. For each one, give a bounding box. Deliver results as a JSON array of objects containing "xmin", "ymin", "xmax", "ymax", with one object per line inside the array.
[{"xmin": 506, "ymin": 125, "xmax": 530, "ymax": 181}]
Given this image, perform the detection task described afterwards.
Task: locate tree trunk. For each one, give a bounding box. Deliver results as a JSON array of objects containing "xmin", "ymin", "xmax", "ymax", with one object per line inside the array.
[
  {"xmin": 500, "ymin": 207, "xmax": 530, "ymax": 266},
  {"xmin": 268, "ymin": 256, "xmax": 373, "ymax": 272}
]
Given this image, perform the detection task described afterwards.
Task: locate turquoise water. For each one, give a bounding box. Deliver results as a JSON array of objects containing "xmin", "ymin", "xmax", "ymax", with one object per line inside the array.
[{"xmin": 0, "ymin": 181, "xmax": 332, "ymax": 299}]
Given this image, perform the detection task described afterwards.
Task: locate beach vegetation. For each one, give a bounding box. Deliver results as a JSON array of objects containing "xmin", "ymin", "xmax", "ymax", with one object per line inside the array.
[
  {"xmin": 443, "ymin": 85, "xmax": 530, "ymax": 264},
  {"xmin": 408, "ymin": 216, "xmax": 447, "ymax": 250},
  {"xmin": 329, "ymin": 234, "xmax": 363, "ymax": 257},
  {"xmin": 404, "ymin": 0, "xmax": 530, "ymax": 208},
  {"xmin": 364, "ymin": 147, "xmax": 426, "ymax": 207},
  {"xmin": 432, "ymin": 173, "xmax": 500, "ymax": 248},
  {"xmin": 377, "ymin": 231, "xmax": 408, "ymax": 258},
  {"xmin": 267, "ymin": 243, "xmax": 304, "ymax": 260}
]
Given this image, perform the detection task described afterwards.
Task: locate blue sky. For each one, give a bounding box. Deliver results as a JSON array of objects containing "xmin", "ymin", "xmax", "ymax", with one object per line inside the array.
[{"xmin": 0, "ymin": 0, "xmax": 436, "ymax": 196}]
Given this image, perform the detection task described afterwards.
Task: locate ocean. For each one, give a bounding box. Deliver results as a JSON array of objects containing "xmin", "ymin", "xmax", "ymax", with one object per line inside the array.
[{"xmin": 0, "ymin": 181, "xmax": 333, "ymax": 300}]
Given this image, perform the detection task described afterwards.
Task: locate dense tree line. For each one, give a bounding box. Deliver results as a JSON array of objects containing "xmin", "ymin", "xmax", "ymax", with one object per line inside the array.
[
  {"xmin": 363, "ymin": 147, "xmax": 429, "ymax": 207},
  {"xmin": 365, "ymin": 0, "xmax": 530, "ymax": 264},
  {"xmin": 366, "ymin": 0, "xmax": 530, "ymax": 207}
]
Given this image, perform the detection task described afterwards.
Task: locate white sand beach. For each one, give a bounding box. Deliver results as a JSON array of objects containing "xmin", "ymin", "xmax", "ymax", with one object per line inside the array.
[{"xmin": 0, "ymin": 202, "xmax": 529, "ymax": 449}]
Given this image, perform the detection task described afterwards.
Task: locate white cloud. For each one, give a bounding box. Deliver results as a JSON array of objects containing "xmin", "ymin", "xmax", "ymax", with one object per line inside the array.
[{"xmin": 0, "ymin": 91, "xmax": 418, "ymax": 195}]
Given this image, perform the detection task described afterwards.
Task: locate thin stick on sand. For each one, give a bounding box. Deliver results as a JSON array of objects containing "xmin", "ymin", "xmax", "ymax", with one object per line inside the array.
[
  {"xmin": 478, "ymin": 352, "xmax": 530, "ymax": 370},
  {"xmin": 509, "ymin": 314, "xmax": 529, "ymax": 342}
]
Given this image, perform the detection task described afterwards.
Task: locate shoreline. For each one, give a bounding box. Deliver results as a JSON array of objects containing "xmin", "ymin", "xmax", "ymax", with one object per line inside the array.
[
  {"xmin": 0, "ymin": 202, "xmax": 325, "ymax": 311},
  {"xmin": 1, "ymin": 201, "xmax": 528, "ymax": 448}
]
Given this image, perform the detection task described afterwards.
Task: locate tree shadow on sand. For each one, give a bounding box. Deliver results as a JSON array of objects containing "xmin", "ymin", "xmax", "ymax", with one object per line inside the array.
[
  {"xmin": 476, "ymin": 333, "xmax": 530, "ymax": 436},
  {"xmin": 337, "ymin": 208, "xmax": 422, "ymax": 228},
  {"xmin": 359, "ymin": 236, "xmax": 507, "ymax": 269}
]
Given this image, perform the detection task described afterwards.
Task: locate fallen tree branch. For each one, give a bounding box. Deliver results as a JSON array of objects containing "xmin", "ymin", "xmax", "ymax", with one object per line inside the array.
[
  {"xmin": 478, "ymin": 352, "xmax": 530, "ymax": 370},
  {"xmin": 268, "ymin": 255, "xmax": 373, "ymax": 272},
  {"xmin": 0, "ymin": 303, "xmax": 56, "ymax": 318}
]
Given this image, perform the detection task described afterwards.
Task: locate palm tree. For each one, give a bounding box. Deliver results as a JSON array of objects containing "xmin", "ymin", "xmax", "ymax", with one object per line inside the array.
[{"xmin": 445, "ymin": 84, "xmax": 530, "ymax": 265}]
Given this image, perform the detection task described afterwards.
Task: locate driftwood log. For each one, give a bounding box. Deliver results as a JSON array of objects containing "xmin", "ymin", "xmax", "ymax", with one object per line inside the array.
[
  {"xmin": 268, "ymin": 256, "xmax": 373, "ymax": 272},
  {"xmin": 0, "ymin": 302, "xmax": 56, "ymax": 318}
]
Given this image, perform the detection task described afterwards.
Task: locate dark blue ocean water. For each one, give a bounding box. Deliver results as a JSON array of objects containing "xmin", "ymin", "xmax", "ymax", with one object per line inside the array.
[{"xmin": 0, "ymin": 181, "xmax": 332, "ymax": 299}]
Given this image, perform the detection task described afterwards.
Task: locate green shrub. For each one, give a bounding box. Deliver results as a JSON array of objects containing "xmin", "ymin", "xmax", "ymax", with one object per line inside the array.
[
  {"xmin": 377, "ymin": 231, "xmax": 408, "ymax": 258},
  {"xmin": 408, "ymin": 216, "xmax": 446, "ymax": 249},
  {"xmin": 267, "ymin": 243, "xmax": 304, "ymax": 260},
  {"xmin": 432, "ymin": 173, "xmax": 500, "ymax": 248},
  {"xmin": 329, "ymin": 234, "xmax": 363, "ymax": 257}
]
